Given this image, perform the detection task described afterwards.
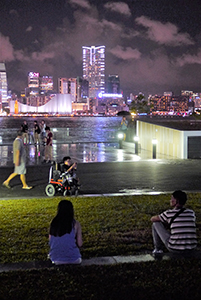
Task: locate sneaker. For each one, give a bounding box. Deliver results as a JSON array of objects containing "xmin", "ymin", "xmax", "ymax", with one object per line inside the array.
[{"xmin": 152, "ymin": 249, "xmax": 163, "ymax": 254}]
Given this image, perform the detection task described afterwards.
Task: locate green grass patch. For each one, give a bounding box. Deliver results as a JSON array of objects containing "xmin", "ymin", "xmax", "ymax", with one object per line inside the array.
[
  {"xmin": 1, "ymin": 193, "xmax": 201, "ymax": 300},
  {"xmin": 1, "ymin": 193, "xmax": 201, "ymax": 263},
  {"xmin": 1, "ymin": 260, "xmax": 201, "ymax": 300}
]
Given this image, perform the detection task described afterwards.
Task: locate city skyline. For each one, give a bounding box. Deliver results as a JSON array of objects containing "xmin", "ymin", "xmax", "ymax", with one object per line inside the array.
[{"xmin": 0, "ymin": 0, "xmax": 201, "ymax": 97}]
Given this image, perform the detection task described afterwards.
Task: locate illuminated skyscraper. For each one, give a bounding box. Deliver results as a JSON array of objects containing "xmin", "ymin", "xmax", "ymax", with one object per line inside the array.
[
  {"xmin": 40, "ymin": 75, "xmax": 53, "ymax": 94},
  {"xmin": 82, "ymin": 45, "xmax": 105, "ymax": 98},
  {"xmin": 58, "ymin": 78, "xmax": 68, "ymax": 94},
  {"xmin": 27, "ymin": 72, "xmax": 40, "ymax": 96},
  {"xmin": 0, "ymin": 62, "xmax": 8, "ymax": 104}
]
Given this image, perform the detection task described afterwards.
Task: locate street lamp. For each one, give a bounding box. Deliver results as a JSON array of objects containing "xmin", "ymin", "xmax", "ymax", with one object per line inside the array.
[
  {"xmin": 134, "ymin": 136, "xmax": 139, "ymax": 155},
  {"xmin": 118, "ymin": 132, "xmax": 124, "ymax": 149},
  {"xmin": 152, "ymin": 138, "xmax": 157, "ymax": 159}
]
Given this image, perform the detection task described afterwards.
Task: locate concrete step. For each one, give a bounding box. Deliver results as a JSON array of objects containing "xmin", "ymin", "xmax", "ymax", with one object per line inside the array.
[{"xmin": 1, "ymin": 251, "xmax": 201, "ymax": 273}]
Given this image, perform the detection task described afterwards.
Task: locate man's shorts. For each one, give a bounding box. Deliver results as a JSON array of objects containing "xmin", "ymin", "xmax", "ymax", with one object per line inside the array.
[{"xmin": 14, "ymin": 162, "xmax": 26, "ymax": 175}]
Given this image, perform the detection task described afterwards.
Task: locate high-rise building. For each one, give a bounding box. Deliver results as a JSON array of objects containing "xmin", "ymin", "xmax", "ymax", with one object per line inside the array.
[
  {"xmin": 58, "ymin": 77, "xmax": 76, "ymax": 102},
  {"xmin": 27, "ymin": 72, "xmax": 40, "ymax": 96},
  {"xmin": 77, "ymin": 77, "xmax": 89, "ymax": 102},
  {"xmin": 107, "ymin": 75, "xmax": 120, "ymax": 94},
  {"xmin": 67, "ymin": 78, "xmax": 77, "ymax": 102},
  {"xmin": 82, "ymin": 45, "xmax": 105, "ymax": 98},
  {"xmin": 59, "ymin": 77, "xmax": 89, "ymax": 103},
  {"xmin": 58, "ymin": 78, "xmax": 68, "ymax": 94},
  {"xmin": 40, "ymin": 75, "xmax": 53, "ymax": 94},
  {"xmin": 26, "ymin": 72, "xmax": 54, "ymax": 96},
  {"xmin": 0, "ymin": 62, "xmax": 8, "ymax": 104}
]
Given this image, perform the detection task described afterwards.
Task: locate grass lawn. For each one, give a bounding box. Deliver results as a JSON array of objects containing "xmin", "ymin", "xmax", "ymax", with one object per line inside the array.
[{"xmin": 1, "ymin": 193, "xmax": 201, "ymax": 299}]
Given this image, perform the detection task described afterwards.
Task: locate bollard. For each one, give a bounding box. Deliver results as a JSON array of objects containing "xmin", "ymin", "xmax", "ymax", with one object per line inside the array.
[
  {"xmin": 152, "ymin": 139, "xmax": 157, "ymax": 159},
  {"xmin": 134, "ymin": 136, "xmax": 139, "ymax": 155}
]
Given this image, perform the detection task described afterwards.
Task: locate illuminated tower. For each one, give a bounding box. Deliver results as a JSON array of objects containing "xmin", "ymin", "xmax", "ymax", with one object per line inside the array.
[
  {"xmin": 0, "ymin": 62, "xmax": 8, "ymax": 104},
  {"xmin": 82, "ymin": 45, "xmax": 105, "ymax": 98},
  {"xmin": 27, "ymin": 72, "xmax": 40, "ymax": 96},
  {"xmin": 58, "ymin": 78, "xmax": 68, "ymax": 94},
  {"xmin": 40, "ymin": 75, "xmax": 53, "ymax": 95}
]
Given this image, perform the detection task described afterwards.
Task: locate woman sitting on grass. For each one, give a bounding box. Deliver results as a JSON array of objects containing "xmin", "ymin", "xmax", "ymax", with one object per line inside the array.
[{"xmin": 49, "ymin": 200, "xmax": 82, "ymax": 265}]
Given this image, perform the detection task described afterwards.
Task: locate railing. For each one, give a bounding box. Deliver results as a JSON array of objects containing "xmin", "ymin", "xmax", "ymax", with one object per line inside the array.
[{"xmin": 0, "ymin": 128, "xmax": 121, "ymax": 145}]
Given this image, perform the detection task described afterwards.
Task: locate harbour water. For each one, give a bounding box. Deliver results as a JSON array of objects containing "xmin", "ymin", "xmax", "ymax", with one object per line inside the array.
[
  {"xmin": 0, "ymin": 116, "xmax": 137, "ymax": 166},
  {"xmin": 0, "ymin": 116, "xmax": 122, "ymax": 143}
]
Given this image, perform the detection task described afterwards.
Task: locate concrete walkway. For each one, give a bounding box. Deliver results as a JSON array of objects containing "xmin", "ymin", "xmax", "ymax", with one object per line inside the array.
[
  {"xmin": 0, "ymin": 255, "xmax": 154, "ymax": 273},
  {"xmin": 1, "ymin": 251, "xmax": 201, "ymax": 273}
]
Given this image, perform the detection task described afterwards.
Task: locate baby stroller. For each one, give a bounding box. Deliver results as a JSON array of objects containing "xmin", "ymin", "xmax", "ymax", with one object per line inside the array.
[{"xmin": 45, "ymin": 163, "xmax": 80, "ymax": 197}]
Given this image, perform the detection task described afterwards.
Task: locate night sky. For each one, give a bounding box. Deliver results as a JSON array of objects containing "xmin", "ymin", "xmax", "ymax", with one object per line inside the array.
[{"xmin": 1, "ymin": 0, "xmax": 201, "ymax": 97}]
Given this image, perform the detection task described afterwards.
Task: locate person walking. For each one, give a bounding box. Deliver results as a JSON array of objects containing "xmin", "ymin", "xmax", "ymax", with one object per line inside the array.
[
  {"xmin": 48, "ymin": 200, "xmax": 82, "ymax": 265},
  {"xmin": 2, "ymin": 130, "xmax": 32, "ymax": 189},
  {"xmin": 151, "ymin": 190, "xmax": 197, "ymax": 255}
]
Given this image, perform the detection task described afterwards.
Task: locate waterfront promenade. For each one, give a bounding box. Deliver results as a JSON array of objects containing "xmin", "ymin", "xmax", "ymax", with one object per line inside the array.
[
  {"xmin": 1, "ymin": 140, "xmax": 201, "ymax": 199},
  {"xmin": 1, "ymin": 116, "xmax": 201, "ymax": 198}
]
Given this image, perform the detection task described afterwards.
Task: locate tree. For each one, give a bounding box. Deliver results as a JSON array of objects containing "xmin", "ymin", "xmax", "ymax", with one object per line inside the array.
[{"xmin": 129, "ymin": 93, "xmax": 150, "ymax": 114}]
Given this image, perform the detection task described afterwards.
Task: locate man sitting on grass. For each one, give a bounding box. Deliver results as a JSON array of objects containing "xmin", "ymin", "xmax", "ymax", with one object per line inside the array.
[{"xmin": 151, "ymin": 190, "xmax": 197, "ymax": 255}]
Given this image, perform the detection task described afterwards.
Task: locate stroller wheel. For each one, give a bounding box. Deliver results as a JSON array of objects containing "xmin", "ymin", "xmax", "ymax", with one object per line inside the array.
[
  {"xmin": 63, "ymin": 189, "xmax": 68, "ymax": 196},
  {"xmin": 45, "ymin": 184, "xmax": 56, "ymax": 197}
]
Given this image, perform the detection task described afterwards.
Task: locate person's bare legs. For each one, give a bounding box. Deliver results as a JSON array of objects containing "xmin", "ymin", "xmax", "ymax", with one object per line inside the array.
[
  {"xmin": 3, "ymin": 173, "xmax": 32, "ymax": 189},
  {"xmin": 20, "ymin": 174, "xmax": 27, "ymax": 188},
  {"xmin": 20, "ymin": 174, "xmax": 32, "ymax": 189},
  {"xmin": 3, "ymin": 173, "xmax": 18, "ymax": 187}
]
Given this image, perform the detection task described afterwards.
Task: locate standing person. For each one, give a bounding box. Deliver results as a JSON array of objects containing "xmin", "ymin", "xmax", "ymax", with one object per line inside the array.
[
  {"xmin": 44, "ymin": 126, "xmax": 53, "ymax": 163},
  {"xmin": 40, "ymin": 120, "xmax": 46, "ymax": 145},
  {"xmin": 21, "ymin": 120, "xmax": 29, "ymax": 144},
  {"xmin": 151, "ymin": 190, "xmax": 197, "ymax": 254},
  {"xmin": 2, "ymin": 130, "xmax": 32, "ymax": 189},
  {"xmin": 119, "ymin": 116, "xmax": 128, "ymax": 141},
  {"xmin": 120, "ymin": 116, "xmax": 128, "ymax": 131},
  {"xmin": 33, "ymin": 120, "xmax": 41, "ymax": 146},
  {"xmin": 48, "ymin": 200, "xmax": 82, "ymax": 265}
]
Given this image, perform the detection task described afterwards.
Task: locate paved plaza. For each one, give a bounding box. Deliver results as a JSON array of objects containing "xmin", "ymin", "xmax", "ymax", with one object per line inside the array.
[{"xmin": 0, "ymin": 139, "xmax": 201, "ymax": 198}]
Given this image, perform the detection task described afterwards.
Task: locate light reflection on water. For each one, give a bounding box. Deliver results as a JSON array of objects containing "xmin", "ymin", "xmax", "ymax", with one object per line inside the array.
[
  {"xmin": 0, "ymin": 141, "xmax": 144, "ymax": 166},
  {"xmin": 0, "ymin": 116, "xmax": 122, "ymax": 143},
  {"xmin": 0, "ymin": 116, "xmax": 127, "ymax": 165}
]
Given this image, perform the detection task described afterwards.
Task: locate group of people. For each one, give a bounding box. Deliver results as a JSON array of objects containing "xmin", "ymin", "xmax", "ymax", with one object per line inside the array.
[
  {"xmin": 21, "ymin": 119, "xmax": 46, "ymax": 146},
  {"xmin": 21, "ymin": 119, "xmax": 53, "ymax": 163},
  {"xmin": 47, "ymin": 189, "xmax": 197, "ymax": 265}
]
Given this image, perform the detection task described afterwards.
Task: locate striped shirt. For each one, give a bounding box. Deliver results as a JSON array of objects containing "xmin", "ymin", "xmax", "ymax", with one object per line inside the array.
[{"xmin": 159, "ymin": 208, "xmax": 197, "ymax": 251}]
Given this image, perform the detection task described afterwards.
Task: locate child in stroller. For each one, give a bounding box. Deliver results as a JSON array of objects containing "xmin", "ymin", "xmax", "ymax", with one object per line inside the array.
[{"xmin": 45, "ymin": 156, "xmax": 80, "ymax": 197}]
